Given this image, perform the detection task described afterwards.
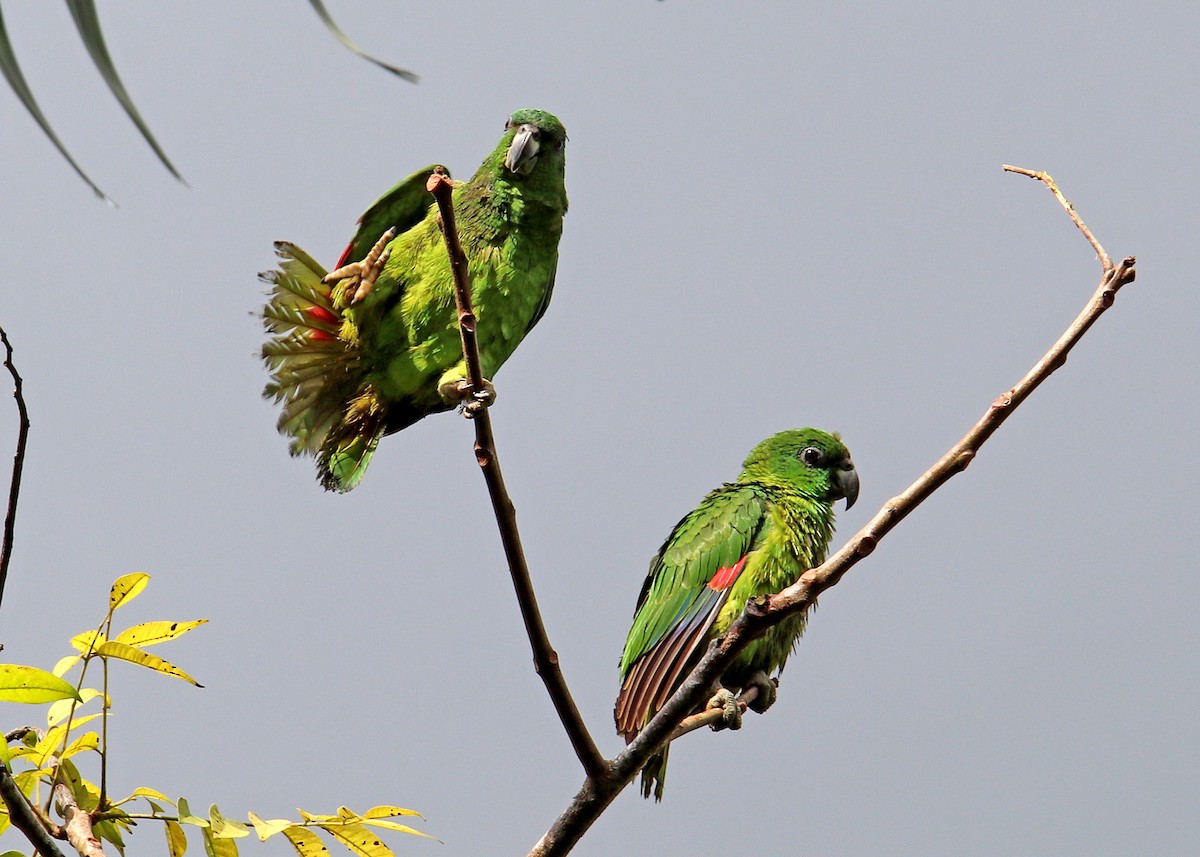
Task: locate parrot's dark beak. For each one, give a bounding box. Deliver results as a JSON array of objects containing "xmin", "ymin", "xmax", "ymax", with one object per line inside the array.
[
  {"xmin": 505, "ymin": 123, "xmax": 541, "ymax": 175},
  {"xmin": 833, "ymin": 460, "xmax": 859, "ymax": 510}
]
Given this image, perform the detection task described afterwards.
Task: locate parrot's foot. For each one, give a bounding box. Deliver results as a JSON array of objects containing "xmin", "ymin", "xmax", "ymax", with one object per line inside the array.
[
  {"xmin": 743, "ymin": 670, "xmax": 778, "ymax": 714},
  {"xmin": 706, "ymin": 687, "xmax": 742, "ymax": 732},
  {"xmin": 324, "ymin": 227, "xmax": 395, "ymax": 304},
  {"xmin": 438, "ymin": 377, "xmax": 497, "ymax": 419}
]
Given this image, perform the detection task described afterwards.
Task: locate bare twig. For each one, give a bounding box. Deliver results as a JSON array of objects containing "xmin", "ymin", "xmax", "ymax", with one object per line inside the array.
[
  {"xmin": 0, "ymin": 325, "xmax": 30, "ymax": 614},
  {"xmin": 426, "ymin": 171, "xmax": 607, "ymax": 780},
  {"xmin": 1003, "ymin": 165, "xmax": 1112, "ymax": 271},
  {"xmin": 0, "ymin": 762, "xmax": 67, "ymax": 857},
  {"xmin": 528, "ymin": 171, "xmax": 1136, "ymax": 856}
]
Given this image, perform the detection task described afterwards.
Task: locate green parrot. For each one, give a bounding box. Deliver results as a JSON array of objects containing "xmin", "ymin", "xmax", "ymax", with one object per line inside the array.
[
  {"xmin": 614, "ymin": 428, "xmax": 859, "ymax": 800},
  {"xmin": 260, "ymin": 109, "xmax": 568, "ymax": 491}
]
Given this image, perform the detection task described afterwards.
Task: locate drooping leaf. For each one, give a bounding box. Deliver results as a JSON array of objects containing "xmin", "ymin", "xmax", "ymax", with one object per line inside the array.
[
  {"xmin": 64, "ymin": 0, "xmax": 185, "ymax": 182},
  {"xmin": 94, "ymin": 816, "xmax": 126, "ymax": 854},
  {"xmin": 94, "ymin": 641, "xmax": 203, "ymax": 686},
  {"xmin": 165, "ymin": 819, "xmax": 188, "ymax": 857},
  {"xmin": 0, "ymin": 5, "xmax": 113, "ymax": 203},
  {"xmin": 109, "ymin": 573, "xmax": 150, "ymax": 610},
  {"xmin": 209, "ymin": 805, "xmax": 249, "ymax": 839},
  {"xmin": 247, "ymin": 812, "xmax": 292, "ymax": 841},
  {"xmin": 305, "ymin": 0, "xmax": 418, "ymax": 83},
  {"xmin": 282, "ymin": 826, "xmax": 332, "ymax": 857},
  {"xmin": 201, "ymin": 827, "xmax": 239, "ymax": 857},
  {"xmin": 358, "ymin": 819, "xmax": 429, "ymax": 837},
  {"xmin": 321, "ymin": 821, "xmax": 393, "ymax": 857},
  {"xmin": 114, "ymin": 619, "xmax": 208, "ymax": 647},
  {"xmin": 0, "ymin": 664, "xmax": 81, "ymax": 703}
]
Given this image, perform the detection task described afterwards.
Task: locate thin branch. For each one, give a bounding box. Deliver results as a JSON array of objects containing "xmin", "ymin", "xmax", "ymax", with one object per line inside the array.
[
  {"xmin": 0, "ymin": 762, "xmax": 67, "ymax": 857},
  {"xmin": 528, "ymin": 172, "xmax": 1136, "ymax": 857},
  {"xmin": 1003, "ymin": 165, "xmax": 1112, "ymax": 271},
  {"xmin": 426, "ymin": 171, "xmax": 607, "ymax": 780},
  {"xmin": 0, "ymin": 325, "xmax": 30, "ymax": 615}
]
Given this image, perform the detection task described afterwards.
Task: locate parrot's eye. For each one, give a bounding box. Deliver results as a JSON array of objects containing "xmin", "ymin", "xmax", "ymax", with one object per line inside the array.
[{"xmin": 800, "ymin": 447, "xmax": 823, "ymax": 466}]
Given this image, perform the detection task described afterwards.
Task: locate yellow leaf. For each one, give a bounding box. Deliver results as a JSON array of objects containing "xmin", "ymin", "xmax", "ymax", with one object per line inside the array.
[
  {"xmin": 247, "ymin": 812, "xmax": 292, "ymax": 841},
  {"xmin": 52, "ymin": 655, "xmax": 80, "ymax": 677},
  {"xmin": 282, "ymin": 827, "xmax": 331, "ymax": 857},
  {"xmin": 165, "ymin": 820, "xmax": 188, "ymax": 857},
  {"xmin": 359, "ymin": 819, "xmax": 430, "ymax": 838},
  {"xmin": 321, "ymin": 822, "xmax": 394, "ymax": 857},
  {"xmin": 48, "ymin": 692, "xmax": 104, "ymax": 727},
  {"xmin": 132, "ymin": 786, "xmax": 173, "ymax": 803},
  {"xmin": 209, "ymin": 805, "xmax": 249, "ymax": 839},
  {"xmin": 0, "ymin": 664, "xmax": 82, "ymax": 704},
  {"xmin": 362, "ymin": 806, "xmax": 421, "ymax": 820},
  {"xmin": 114, "ymin": 620, "xmax": 208, "ymax": 647},
  {"xmin": 202, "ymin": 827, "xmax": 239, "ymax": 857},
  {"xmin": 94, "ymin": 641, "xmax": 203, "ymax": 686},
  {"xmin": 178, "ymin": 797, "xmax": 209, "ymax": 828},
  {"xmin": 62, "ymin": 731, "xmax": 100, "ymax": 759},
  {"xmin": 298, "ymin": 809, "xmax": 338, "ymax": 823},
  {"xmin": 110, "ymin": 573, "xmax": 150, "ymax": 611},
  {"xmin": 70, "ymin": 631, "xmax": 107, "ymax": 654}
]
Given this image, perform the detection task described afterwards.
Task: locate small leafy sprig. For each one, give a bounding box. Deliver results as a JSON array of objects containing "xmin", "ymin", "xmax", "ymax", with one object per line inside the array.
[{"xmin": 0, "ymin": 574, "xmax": 431, "ymax": 857}]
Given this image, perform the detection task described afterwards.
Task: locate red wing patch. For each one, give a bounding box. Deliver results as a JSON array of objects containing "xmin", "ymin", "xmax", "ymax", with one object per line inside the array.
[
  {"xmin": 334, "ymin": 241, "xmax": 354, "ymax": 271},
  {"xmin": 707, "ymin": 555, "xmax": 748, "ymax": 591}
]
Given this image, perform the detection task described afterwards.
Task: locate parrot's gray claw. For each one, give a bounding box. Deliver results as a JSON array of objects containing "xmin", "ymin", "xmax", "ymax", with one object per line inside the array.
[
  {"xmin": 439, "ymin": 378, "xmax": 497, "ymax": 418},
  {"xmin": 743, "ymin": 670, "xmax": 778, "ymax": 714},
  {"xmin": 706, "ymin": 687, "xmax": 741, "ymax": 732},
  {"xmin": 323, "ymin": 227, "xmax": 395, "ymax": 304}
]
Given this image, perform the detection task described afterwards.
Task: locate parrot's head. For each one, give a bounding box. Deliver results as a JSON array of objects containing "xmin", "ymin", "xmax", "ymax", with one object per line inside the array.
[
  {"xmin": 503, "ymin": 109, "xmax": 567, "ymax": 178},
  {"xmin": 743, "ymin": 428, "xmax": 859, "ymax": 510}
]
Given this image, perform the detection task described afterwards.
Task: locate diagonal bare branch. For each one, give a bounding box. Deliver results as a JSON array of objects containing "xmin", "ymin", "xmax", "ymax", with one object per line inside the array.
[
  {"xmin": 528, "ymin": 171, "xmax": 1137, "ymax": 856},
  {"xmin": 426, "ymin": 171, "xmax": 607, "ymax": 781},
  {"xmin": 0, "ymin": 761, "xmax": 67, "ymax": 857},
  {"xmin": 0, "ymin": 325, "xmax": 31, "ymax": 615}
]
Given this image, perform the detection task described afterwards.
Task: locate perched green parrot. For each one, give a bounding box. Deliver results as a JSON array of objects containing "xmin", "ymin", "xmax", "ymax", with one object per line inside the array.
[
  {"xmin": 614, "ymin": 428, "xmax": 859, "ymax": 800},
  {"xmin": 260, "ymin": 109, "xmax": 568, "ymax": 491}
]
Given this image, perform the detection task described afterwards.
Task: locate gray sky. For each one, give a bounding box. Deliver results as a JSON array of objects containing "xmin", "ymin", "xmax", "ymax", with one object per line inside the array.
[{"xmin": 1, "ymin": 2, "xmax": 1197, "ymax": 855}]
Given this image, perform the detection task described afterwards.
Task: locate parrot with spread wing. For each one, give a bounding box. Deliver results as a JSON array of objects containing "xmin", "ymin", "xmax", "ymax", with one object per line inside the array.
[
  {"xmin": 260, "ymin": 109, "xmax": 568, "ymax": 491},
  {"xmin": 615, "ymin": 428, "xmax": 859, "ymax": 800}
]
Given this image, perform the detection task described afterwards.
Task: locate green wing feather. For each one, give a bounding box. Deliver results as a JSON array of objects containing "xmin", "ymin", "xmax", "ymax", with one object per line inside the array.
[
  {"xmin": 616, "ymin": 485, "xmax": 767, "ymax": 731},
  {"xmin": 341, "ymin": 165, "xmax": 447, "ymax": 266}
]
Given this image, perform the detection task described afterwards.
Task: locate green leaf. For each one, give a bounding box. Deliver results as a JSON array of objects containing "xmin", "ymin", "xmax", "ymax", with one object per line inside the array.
[
  {"xmin": 1, "ymin": 850, "xmax": 25, "ymax": 857},
  {"xmin": 201, "ymin": 827, "xmax": 239, "ymax": 857},
  {"xmin": 94, "ymin": 641, "xmax": 203, "ymax": 686},
  {"xmin": 305, "ymin": 0, "xmax": 417, "ymax": 83},
  {"xmin": 282, "ymin": 827, "xmax": 331, "ymax": 857},
  {"xmin": 0, "ymin": 664, "xmax": 82, "ymax": 703},
  {"xmin": 94, "ymin": 817, "xmax": 126, "ymax": 854},
  {"xmin": 209, "ymin": 805, "xmax": 249, "ymax": 839},
  {"xmin": 165, "ymin": 819, "xmax": 188, "ymax": 857},
  {"xmin": 0, "ymin": 5, "xmax": 113, "ymax": 203},
  {"xmin": 109, "ymin": 573, "xmax": 150, "ymax": 611},
  {"xmin": 321, "ymin": 822, "xmax": 393, "ymax": 857},
  {"xmin": 64, "ymin": 0, "xmax": 185, "ymax": 183},
  {"xmin": 114, "ymin": 619, "xmax": 208, "ymax": 647},
  {"xmin": 247, "ymin": 812, "xmax": 292, "ymax": 841}
]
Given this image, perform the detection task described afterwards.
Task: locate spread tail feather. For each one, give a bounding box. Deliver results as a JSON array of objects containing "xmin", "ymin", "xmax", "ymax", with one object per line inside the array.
[{"xmin": 260, "ymin": 242, "xmax": 383, "ymax": 492}]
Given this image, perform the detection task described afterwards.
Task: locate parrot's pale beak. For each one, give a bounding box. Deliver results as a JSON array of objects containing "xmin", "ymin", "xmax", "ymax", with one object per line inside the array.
[
  {"xmin": 833, "ymin": 460, "xmax": 859, "ymax": 510},
  {"xmin": 505, "ymin": 123, "xmax": 541, "ymax": 175}
]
